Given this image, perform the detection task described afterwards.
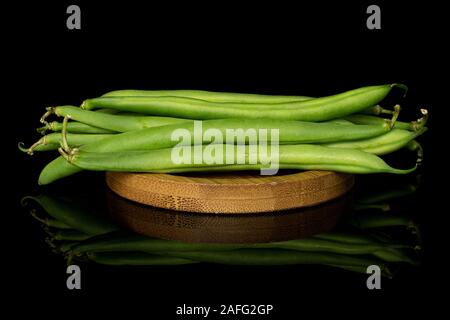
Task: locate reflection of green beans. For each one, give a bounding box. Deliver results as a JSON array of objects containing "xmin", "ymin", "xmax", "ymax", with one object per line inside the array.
[
  {"xmin": 372, "ymin": 248, "xmax": 418, "ymax": 264},
  {"xmin": 45, "ymin": 228, "xmax": 91, "ymax": 241},
  {"xmin": 353, "ymin": 203, "xmax": 391, "ymax": 211},
  {"xmin": 70, "ymin": 231, "xmax": 411, "ymax": 259},
  {"xmin": 352, "ymin": 212, "xmax": 415, "ymax": 229},
  {"xmin": 313, "ymin": 231, "xmax": 386, "ymax": 245},
  {"xmin": 22, "ymin": 195, "xmax": 118, "ymax": 235},
  {"xmin": 29, "ymin": 209, "xmax": 72, "ymax": 229},
  {"xmin": 165, "ymin": 249, "xmax": 385, "ymax": 267},
  {"xmin": 59, "ymin": 242, "xmax": 79, "ymax": 253},
  {"xmin": 87, "ymin": 251, "xmax": 198, "ymax": 265},
  {"xmin": 357, "ymin": 184, "xmax": 417, "ymax": 204},
  {"xmin": 327, "ymin": 264, "xmax": 392, "ymax": 278}
]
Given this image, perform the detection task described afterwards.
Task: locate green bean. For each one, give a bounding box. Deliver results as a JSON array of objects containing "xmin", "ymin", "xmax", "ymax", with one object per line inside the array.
[
  {"xmin": 327, "ymin": 264, "xmax": 393, "ymax": 278},
  {"xmin": 82, "ymin": 84, "xmax": 405, "ymax": 121},
  {"xmin": 38, "ymin": 121, "xmax": 117, "ymax": 135},
  {"xmin": 18, "ymin": 133, "xmax": 112, "ymax": 155},
  {"xmin": 164, "ymin": 249, "xmax": 386, "ymax": 267},
  {"xmin": 406, "ymin": 140, "xmax": 424, "ymax": 164},
  {"xmin": 103, "ymin": 90, "xmax": 392, "ymax": 117},
  {"xmin": 22, "ymin": 194, "xmax": 118, "ymax": 235},
  {"xmin": 357, "ymin": 184, "xmax": 417, "ymax": 204},
  {"xmin": 60, "ymin": 144, "xmax": 416, "ymax": 175},
  {"xmin": 70, "ymin": 231, "xmax": 404, "ymax": 256},
  {"xmin": 313, "ymin": 232, "xmax": 382, "ymax": 244},
  {"xmin": 262, "ymin": 239, "xmax": 403, "ymax": 255},
  {"xmin": 45, "ymin": 228, "xmax": 91, "ymax": 241},
  {"xmin": 345, "ymin": 108, "xmax": 428, "ymax": 131},
  {"xmin": 84, "ymin": 251, "xmax": 392, "ymax": 276},
  {"xmin": 102, "ymin": 89, "xmax": 314, "ymax": 103},
  {"xmin": 353, "ymin": 203, "xmax": 391, "ymax": 211},
  {"xmin": 38, "ymin": 117, "xmax": 396, "ymax": 184},
  {"xmin": 28, "ymin": 208, "xmax": 72, "ymax": 229},
  {"xmin": 87, "ymin": 251, "xmax": 199, "ymax": 265},
  {"xmin": 323, "ymin": 128, "xmax": 426, "ymax": 156},
  {"xmin": 372, "ymin": 248, "xmax": 418, "ymax": 264},
  {"xmin": 352, "ymin": 212, "xmax": 416, "ymax": 229},
  {"xmin": 47, "ymin": 105, "xmax": 191, "ymax": 132}
]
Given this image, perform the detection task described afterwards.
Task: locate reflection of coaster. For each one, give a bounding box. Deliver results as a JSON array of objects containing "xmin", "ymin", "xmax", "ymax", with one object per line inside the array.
[
  {"xmin": 106, "ymin": 189, "xmax": 351, "ymax": 243},
  {"xmin": 106, "ymin": 171, "xmax": 354, "ymax": 214}
]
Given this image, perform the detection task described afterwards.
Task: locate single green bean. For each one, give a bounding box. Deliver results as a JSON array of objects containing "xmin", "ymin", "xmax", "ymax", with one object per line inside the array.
[
  {"xmin": 100, "ymin": 90, "xmax": 390, "ymax": 116},
  {"xmin": 313, "ymin": 232, "xmax": 385, "ymax": 245},
  {"xmin": 60, "ymin": 144, "xmax": 416, "ymax": 175},
  {"xmin": 323, "ymin": 128, "xmax": 426, "ymax": 155},
  {"xmin": 82, "ymin": 84, "xmax": 405, "ymax": 121},
  {"xmin": 19, "ymin": 133, "xmax": 112, "ymax": 155},
  {"xmin": 372, "ymin": 248, "xmax": 418, "ymax": 264},
  {"xmin": 357, "ymin": 184, "xmax": 417, "ymax": 204},
  {"xmin": 352, "ymin": 212, "xmax": 416, "ymax": 229},
  {"xmin": 353, "ymin": 203, "xmax": 391, "ymax": 211},
  {"xmin": 50, "ymin": 105, "xmax": 191, "ymax": 132},
  {"xmin": 102, "ymin": 89, "xmax": 314, "ymax": 103},
  {"xmin": 38, "ymin": 121, "xmax": 117, "ymax": 135},
  {"xmin": 87, "ymin": 251, "xmax": 199, "ymax": 265}
]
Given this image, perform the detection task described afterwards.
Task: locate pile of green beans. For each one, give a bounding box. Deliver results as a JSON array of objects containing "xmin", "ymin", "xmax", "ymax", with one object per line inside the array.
[{"xmin": 18, "ymin": 84, "xmax": 428, "ymax": 184}]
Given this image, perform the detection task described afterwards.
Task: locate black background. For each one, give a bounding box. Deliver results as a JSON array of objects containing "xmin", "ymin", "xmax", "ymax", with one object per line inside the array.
[{"xmin": 5, "ymin": 1, "xmax": 448, "ymax": 318}]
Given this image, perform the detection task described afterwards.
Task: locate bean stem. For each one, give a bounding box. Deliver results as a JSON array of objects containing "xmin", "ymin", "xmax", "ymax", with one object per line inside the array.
[
  {"xmin": 19, "ymin": 133, "xmax": 112, "ymax": 155},
  {"xmin": 38, "ymin": 121, "xmax": 117, "ymax": 135},
  {"xmin": 28, "ymin": 208, "xmax": 72, "ymax": 229}
]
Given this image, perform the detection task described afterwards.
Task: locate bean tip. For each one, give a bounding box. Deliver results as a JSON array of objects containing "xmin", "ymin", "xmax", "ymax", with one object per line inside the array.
[{"xmin": 391, "ymin": 83, "xmax": 408, "ymax": 97}]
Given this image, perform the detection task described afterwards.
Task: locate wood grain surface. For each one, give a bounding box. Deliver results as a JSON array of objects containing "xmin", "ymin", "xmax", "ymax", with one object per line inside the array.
[
  {"xmin": 106, "ymin": 189, "xmax": 351, "ymax": 243},
  {"xmin": 106, "ymin": 171, "xmax": 354, "ymax": 214}
]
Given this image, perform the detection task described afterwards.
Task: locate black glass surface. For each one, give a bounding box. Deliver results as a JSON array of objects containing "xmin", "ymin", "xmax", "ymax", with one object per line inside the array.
[{"xmin": 6, "ymin": 1, "xmax": 445, "ymax": 318}]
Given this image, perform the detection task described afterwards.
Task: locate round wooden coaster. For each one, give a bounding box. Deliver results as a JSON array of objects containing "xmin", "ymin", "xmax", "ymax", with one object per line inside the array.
[
  {"xmin": 106, "ymin": 171, "xmax": 354, "ymax": 214},
  {"xmin": 106, "ymin": 189, "xmax": 351, "ymax": 243}
]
